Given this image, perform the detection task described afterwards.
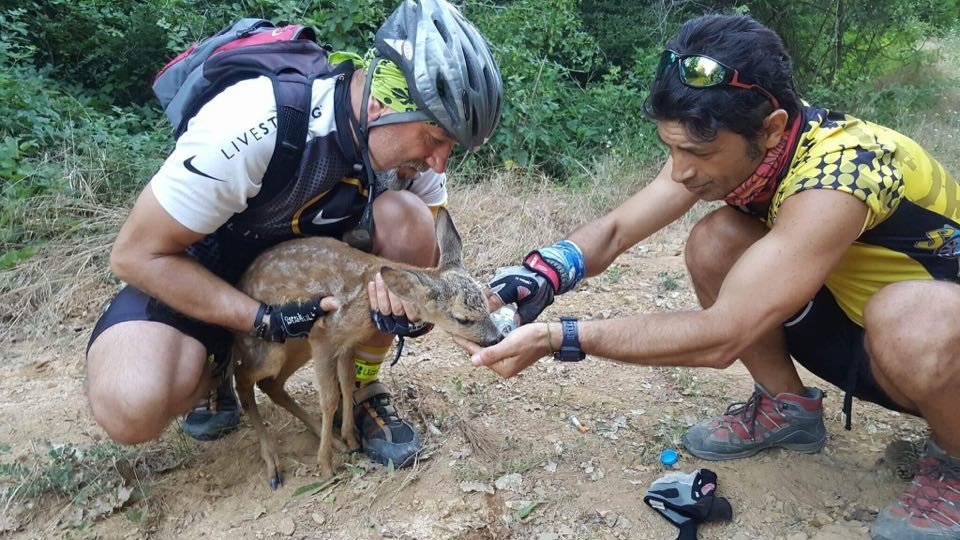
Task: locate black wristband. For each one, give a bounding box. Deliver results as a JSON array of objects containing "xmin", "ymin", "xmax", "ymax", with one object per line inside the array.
[
  {"xmin": 253, "ymin": 303, "xmax": 271, "ymax": 339},
  {"xmin": 553, "ymin": 316, "xmax": 585, "ymax": 362}
]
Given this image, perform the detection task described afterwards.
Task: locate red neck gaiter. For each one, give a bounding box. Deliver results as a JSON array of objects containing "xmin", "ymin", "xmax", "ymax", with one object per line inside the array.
[{"xmin": 724, "ymin": 117, "xmax": 802, "ymax": 207}]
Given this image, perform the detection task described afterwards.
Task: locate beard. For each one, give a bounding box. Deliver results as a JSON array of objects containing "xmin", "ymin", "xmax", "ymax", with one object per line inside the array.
[{"xmin": 374, "ymin": 160, "xmax": 430, "ymax": 191}]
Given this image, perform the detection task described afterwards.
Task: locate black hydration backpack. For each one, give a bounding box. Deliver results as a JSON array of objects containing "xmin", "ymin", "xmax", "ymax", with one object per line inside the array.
[{"xmin": 152, "ymin": 18, "xmax": 348, "ymax": 206}]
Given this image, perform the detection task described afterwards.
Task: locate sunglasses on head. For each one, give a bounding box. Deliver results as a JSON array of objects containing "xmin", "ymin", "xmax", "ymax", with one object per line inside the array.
[{"xmin": 656, "ymin": 50, "xmax": 780, "ymax": 110}]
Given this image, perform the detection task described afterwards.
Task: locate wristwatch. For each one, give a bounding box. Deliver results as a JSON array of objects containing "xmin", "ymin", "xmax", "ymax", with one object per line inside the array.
[{"xmin": 553, "ymin": 316, "xmax": 586, "ymax": 362}]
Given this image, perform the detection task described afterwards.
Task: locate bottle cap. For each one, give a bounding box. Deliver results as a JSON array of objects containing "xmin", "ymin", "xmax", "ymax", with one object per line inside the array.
[{"xmin": 659, "ymin": 448, "xmax": 679, "ymax": 467}]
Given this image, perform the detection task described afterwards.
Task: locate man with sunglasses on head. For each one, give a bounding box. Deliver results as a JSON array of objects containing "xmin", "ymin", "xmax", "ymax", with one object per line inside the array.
[{"xmin": 458, "ymin": 14, "xmax": 959, "ymax": 539}]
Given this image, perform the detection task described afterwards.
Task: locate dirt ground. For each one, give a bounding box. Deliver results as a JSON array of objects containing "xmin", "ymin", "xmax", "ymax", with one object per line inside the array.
[{"xmin": 0, "ymin": 229, "xmax": 929, "ymax": 540}]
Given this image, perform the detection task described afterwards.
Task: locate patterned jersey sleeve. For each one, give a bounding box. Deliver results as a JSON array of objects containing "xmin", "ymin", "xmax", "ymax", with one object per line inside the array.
[{"xmin": 774, "ymin": 124, "xmax": 906, "ymax": 231}]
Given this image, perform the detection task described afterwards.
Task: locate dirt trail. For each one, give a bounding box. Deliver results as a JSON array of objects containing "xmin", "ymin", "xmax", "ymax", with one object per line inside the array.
[{"xmin": 0, "ymin": 237, "xmax": 927, "ymax": 540}]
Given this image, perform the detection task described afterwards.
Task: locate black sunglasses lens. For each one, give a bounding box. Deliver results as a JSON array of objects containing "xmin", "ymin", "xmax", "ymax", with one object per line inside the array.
[
  {"xmin": 678, "ymin": 56, "xmax": 728, "ymax": 87},
  {"xmin": 655, "ymin": 50, "xmax": 677, "ymax": 80}
]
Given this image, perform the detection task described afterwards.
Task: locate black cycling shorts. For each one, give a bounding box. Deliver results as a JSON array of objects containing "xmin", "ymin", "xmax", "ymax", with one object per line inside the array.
[
  {"xmin": 783, "ymin": 286, "xmax": 909, "ymax": 425},
  {"xmin": 86, "ymin": 285, "xmax": 233, "ymax": 371}
]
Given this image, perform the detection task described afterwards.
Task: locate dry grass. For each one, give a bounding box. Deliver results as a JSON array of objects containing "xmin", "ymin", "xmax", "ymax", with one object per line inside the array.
[
  {"xmin": 907, "ymin": 39, "xmax": 960, "ymax": 175},
  {"xmin": 456, "ymin": 415, "xmax": 502, "ymax": 464},
  {"xmin": 450, "ymin": 158, "xmax": 662, "ymax": 273},
  {"xmin": 0, "ymin": 195, "xmax": 124, "ymax": 341}
]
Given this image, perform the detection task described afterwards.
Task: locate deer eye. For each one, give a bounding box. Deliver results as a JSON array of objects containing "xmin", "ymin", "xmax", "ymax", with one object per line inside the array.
[{"xmin": 454, "ymin": 316, "xmax": 472, "ymax": 325}]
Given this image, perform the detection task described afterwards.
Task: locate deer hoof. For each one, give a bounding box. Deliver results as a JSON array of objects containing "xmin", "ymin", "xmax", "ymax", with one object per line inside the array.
[{"xmin": 268, "ymin": 474, "xmax": 283, "ymax": 491}]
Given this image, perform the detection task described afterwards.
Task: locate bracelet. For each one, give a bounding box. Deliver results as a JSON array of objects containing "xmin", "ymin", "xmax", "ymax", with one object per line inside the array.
[{"xmin": 545, "ymin": 322, "xmax": 555, "ymax": 354}]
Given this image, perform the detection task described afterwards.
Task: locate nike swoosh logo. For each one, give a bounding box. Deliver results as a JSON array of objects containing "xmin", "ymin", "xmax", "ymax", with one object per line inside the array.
[
  {"xmin": 311, "ymin": 209, "xmax": 351, "ymax": 226},
  {"xmin": 183, "ymin": 156, "xmax": 225, "ymax": 182}
]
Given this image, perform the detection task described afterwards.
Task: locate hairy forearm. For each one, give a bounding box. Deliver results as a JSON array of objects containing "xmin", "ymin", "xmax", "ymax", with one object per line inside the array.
[
  {"xmin": 574, "ymin": 310, "xmax": 743, "ymax": 368},
  {"xmin": 566, "ymin": 214, "xmax": 624, "ymax": 278},
  {"xmin": 113, "ymin": 253, "xmax": 259, "ymax": 332},
  {"xmin": 565, "ymin": 174, "xmax": 698, "ymax": 279}
]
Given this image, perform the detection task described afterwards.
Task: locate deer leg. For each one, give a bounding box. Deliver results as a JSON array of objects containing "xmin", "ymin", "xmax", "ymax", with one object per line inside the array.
[
  {"xmin": 337, "ymin": 349, "xmax": 361, "ymax": 452},
  {"xmin": 257, "ymin": 377, "xmax": 349, "ymax": 453},
  {"xmin": 235, "ymin": 372, "xmax": 283, "ymax": 490},
  {"xmin": 311, "ymin": 343, "xmax": 340, "ymax": 479}
]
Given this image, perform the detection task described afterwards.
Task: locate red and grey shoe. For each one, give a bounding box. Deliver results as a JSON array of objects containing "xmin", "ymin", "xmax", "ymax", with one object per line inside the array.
[
  {"xmin": 872, "ymin": 440, "xmax": 960, "ymax": 540},
  {"xmin": 682, "ymin": 383, "xmax": 827, "ymax": 461}
]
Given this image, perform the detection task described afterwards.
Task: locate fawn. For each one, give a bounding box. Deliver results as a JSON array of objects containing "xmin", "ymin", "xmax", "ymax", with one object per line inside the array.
[{"xmin": 232, "ymin": 207, "xmax": 502, "ymax": 489}]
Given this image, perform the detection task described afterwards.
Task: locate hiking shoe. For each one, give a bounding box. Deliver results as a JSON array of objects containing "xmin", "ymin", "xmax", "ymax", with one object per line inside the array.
[
  {"xmin": 354, "ymin": 381, "xmax": 421, "ymax": 468},
  {"xmin": 682, "ymin": 383, "xmax": 826, "ymax": 460},
  {"xmin": 872, "ymin": 440, "xmax": 960, "ymax": 540},
  {"xmin": 181, "ymin": 365, "xmax": 241, "ymax": 441}
]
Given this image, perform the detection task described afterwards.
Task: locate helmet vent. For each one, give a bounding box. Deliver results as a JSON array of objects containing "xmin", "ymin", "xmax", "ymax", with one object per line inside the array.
[
  {"xmin": 463, "ymin": 47, "xmax": 479, "ymax": 91},
  {"xmin": 433, "ymin": 18, "xmax": 451, "ymax": 44},
  {"xmin": 436, "ymin": 76, "xmax": 447, "ymax": 98},
  {"xmin": 470, "ymin": 104, "xmax": 479, "ymax": 138}
]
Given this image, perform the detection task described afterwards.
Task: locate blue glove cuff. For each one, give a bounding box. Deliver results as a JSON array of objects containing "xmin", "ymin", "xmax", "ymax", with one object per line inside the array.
[{"xmin": 535, "ymin": 240, "xmax": 586, "ymax": 294}]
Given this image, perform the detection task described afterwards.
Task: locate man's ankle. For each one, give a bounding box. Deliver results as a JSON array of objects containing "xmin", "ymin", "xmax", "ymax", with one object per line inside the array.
[
  {"xmin": 753, "ymin": 379, "xmax": 805, "ymax": 397},
  {"xmin": 354, "ymin": 344, "xmax": 389, "ymax": 390}
]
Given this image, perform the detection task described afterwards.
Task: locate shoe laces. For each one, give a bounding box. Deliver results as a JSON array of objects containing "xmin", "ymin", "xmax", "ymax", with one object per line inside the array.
[
  {"xmin": 720, "ymin": 390, "xmax": 780, "ymax": 439},
  {"xmin": 189, "ymin": 388, "xmax": 217, "ymax": 413},
  {"xmin": 900, "ymin": 454, "xmax": 960, "ymax": 521},
  {"xmin": 915, "ymin": 454, "xmax": 960, "ymax": 490},
  {"xmin": 365, "ymin": 394, "xmax": 402, "ymax": 427}
]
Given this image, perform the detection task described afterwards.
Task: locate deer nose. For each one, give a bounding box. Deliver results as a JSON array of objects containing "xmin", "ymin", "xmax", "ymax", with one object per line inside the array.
[{"xmin": 483, "ymin": 333, "xmax": 506, "ymax": 347}]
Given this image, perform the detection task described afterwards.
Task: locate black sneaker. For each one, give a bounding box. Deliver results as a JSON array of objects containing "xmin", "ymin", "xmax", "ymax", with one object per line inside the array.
[
  {"xmin": 182, "ymin": 354, "xmax": 240, "ymax": 441},
  {"xmin": 354, "ymin": 381, "xmax": 421, "ymax": 468}
]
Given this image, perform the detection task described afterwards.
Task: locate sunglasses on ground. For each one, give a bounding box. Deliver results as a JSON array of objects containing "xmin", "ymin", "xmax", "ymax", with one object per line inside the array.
[{"xmin": 656, "ymin": 50, "xmax": 781, "ymax": 110}]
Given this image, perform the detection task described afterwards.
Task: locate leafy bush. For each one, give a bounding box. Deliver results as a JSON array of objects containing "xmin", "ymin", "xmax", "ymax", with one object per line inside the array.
[
  {"xmin": 467, "ymin": 0, "xmax": 657, "ymax": 177},
  {"xmin": 0, "ymin": 0, "xmax": 958, "ymax": 193}
]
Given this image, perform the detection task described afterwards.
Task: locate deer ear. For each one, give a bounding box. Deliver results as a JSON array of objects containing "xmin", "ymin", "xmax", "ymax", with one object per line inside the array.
[
  {"xmin": 434, "ymin": 207, "xmax": 463, "ymax": 269},
  {"xmin": 380, "ymin": 266, "xmax": 441, "ymax": 302}
]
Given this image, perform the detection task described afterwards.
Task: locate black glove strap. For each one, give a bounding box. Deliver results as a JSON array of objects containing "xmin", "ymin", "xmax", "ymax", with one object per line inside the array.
[
  {"xmin": 370, "ymin": 311, "xmax": 434, "ymax": 338},
  {"xmin": 554, "ymin": 316, "xmax": 585, "ymax": 361},
  {"xmin": 253, "ymin": 303, "xmax": 271, "ymax": 339},
  {"xmin": 677, "ymin": 521, "xmax": 698, "ymax": 540}
]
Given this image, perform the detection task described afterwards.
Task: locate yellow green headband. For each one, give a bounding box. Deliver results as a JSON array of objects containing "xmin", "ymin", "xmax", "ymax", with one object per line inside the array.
[{"xmin": 329, "ymin": 49, "xmax": 417, "ymax": 114}]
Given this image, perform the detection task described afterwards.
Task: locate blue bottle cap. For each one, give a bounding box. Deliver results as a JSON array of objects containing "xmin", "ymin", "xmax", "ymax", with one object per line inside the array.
[{"xmin": 659, "ymin": 448, "xmax": 679, "ymax": 467}]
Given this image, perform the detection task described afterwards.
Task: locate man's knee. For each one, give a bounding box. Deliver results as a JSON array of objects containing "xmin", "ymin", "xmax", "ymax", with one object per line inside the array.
[
  {"xmin": 86, "ymin": 322, "xmax": 208, "ymax": 445},
  {"xmin": 685, "ymin": 207, "xmax": 765, "ymax": 280},
  {"xmin": 372, "ymin": 190, "xmax": 436, "ymax": 266},
  {"xmin": 87, "ymin": 378, "xmax": 171, "ymax": 445},
  {"xmin": 865, "ymin": 280, "xmax": 960, "ymax": 391}
]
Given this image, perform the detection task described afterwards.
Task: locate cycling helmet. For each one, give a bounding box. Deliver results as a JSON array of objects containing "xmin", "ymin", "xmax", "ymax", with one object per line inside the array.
[{"xmin": 373, "ymin": 0, "xmax": 503, "ymax": 149}]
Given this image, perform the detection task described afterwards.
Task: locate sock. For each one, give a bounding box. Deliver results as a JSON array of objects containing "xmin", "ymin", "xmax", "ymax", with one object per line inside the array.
[{"xmin": 354, "ymin": 344, "xmax": 391, "ymax": 388}]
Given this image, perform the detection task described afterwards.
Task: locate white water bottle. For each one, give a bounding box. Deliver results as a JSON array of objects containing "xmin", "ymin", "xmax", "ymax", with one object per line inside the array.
[{"xmin": 491, "ymin": 304, "xmax": 519, "ymax": 337}]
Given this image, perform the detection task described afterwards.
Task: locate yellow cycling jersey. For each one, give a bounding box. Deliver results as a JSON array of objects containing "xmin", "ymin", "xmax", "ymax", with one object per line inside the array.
[{"xmin": 765, "ymin": 107, "xmax": 959, "ymax": 326}]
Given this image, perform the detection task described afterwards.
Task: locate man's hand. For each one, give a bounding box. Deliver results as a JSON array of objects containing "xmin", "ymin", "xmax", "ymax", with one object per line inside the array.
[
  {"xmin": 367, "ymin": 273, "xmax": 433, "ymax": 337},
  {"xmin": 487, "ymin": 265, "xmax": 555, "ymax": 324},
  {"xmin": 257, "ymin": 296, "xmax": 340, "ymax": 342},
  {"xmin": 453, "ymin": 322, "xmax": 551, "ymax": 378}
]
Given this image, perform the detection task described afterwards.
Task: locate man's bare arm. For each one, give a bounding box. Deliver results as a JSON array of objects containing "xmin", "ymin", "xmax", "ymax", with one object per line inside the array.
[
  {"xmin": 110, "ymin": 183, "xmax": 261, "ymax": 332},
  {"xmin": 463, "ymin": 188, "xmax": 870, "ymax": 378},
  {"xmin": 567, "ymin": 158, "xmax": 699, "ymax": 277},
  {"xmin": 577, "ymin": 188, "xmax": 868, "ymax": 367}
]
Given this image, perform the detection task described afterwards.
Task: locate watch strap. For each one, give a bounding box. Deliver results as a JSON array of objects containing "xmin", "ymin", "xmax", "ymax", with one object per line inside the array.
[{"xmin": 554, "ymin": 316, "xmax": 585, "ymax": 361}]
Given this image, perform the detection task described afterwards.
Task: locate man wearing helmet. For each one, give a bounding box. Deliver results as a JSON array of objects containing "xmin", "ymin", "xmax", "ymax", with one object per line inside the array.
[
  {"xmin": 459, "ymin": 14, "xmax": 960, "ymax": 540},
  {"xmin": 86, "ymin": 0, "xmax": 502, "ymax": 472}
]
